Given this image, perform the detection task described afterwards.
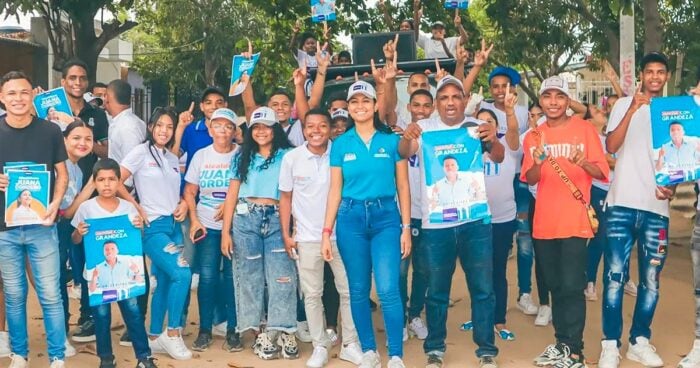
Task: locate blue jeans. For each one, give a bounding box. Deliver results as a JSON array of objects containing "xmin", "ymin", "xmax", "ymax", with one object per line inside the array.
[
  {"xmin": 417, "ymin": 220, "xmax": 497, "ymax": 358},
  {"xmin": 587, "ymin": 186, "xmax": 608, "ymax": 284},
  {"xmin": 602, "ymin": 206, "xmax": 669, "ymax": 344},
  {"xmin": 232, "ymin": 202, "xmax": 296, "ymax": 333},
  {"xmin": 493, "ymin": 220, "xmax": 517, "ymax": 325},
  {"xmin": 197, "ymin": 229, "xmax": 236, "ymax": 331},
  {"xmin": 0, "ymin": 225, "xmax": 66, "ymax": 361},
  {"xmin": 93, "ymin": 296, "xmax": 150, "ymax": 360},
  {"xmin": 336, "ymin": 197, "xmax": 403, "ymax": 357},
  {"xmin": 514, "ymin": 178, "xmax": 534, "ymax": 295},
  {"xmin": 400, "ymin": 218, "xmax": 428, "ymax": 323},
  {"xmin": 143, "ymin": 216, "xmax": 191, "ymax": 334}
]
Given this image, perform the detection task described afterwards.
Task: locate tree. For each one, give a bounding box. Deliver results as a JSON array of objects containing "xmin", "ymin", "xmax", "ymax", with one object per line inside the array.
[{"xmin": 0, "ymin": 0, "xmax": 137, "ymax": 83}]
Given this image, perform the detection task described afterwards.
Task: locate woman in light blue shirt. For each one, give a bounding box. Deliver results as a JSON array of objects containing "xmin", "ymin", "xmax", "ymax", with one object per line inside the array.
[{"xmin": 221, "ymin": 106, "xmax": 296, "ymax": 361}]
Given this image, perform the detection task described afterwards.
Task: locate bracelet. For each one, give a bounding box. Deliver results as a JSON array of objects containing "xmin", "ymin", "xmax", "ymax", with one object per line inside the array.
[
  {"xmin": 322, "ymin": 227, "xmax": 333, "ymax": 235},
  {"xmin": 400, "ymin": 223, "xmax": 411, "ymax": 229}
]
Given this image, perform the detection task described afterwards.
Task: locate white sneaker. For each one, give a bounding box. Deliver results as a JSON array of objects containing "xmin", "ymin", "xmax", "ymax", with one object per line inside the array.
[
  {"xmin": 408, "ymin": 317, "xmax": 428, "ymax": 340},
  {"xmin": 156, "ymin": 332, "xmax": 193, "ymax": 360},
  {"xmin": 64, "ymin": 340, "xmax": 77, "ymax": 358},
  {"xmin": 325, "ymin": 328, "xmax": 339, "ymax": 346},
  {"xmin": 49, "ymin": 358, "xmax": 65, "ymax": 368},
  {"xmin": 517, "ymin": 293, "xmax": 539, "ymax": 315},
  {"xmin": 585, "ymin": 282, "xmax": 598, "ymax": 301},
  {"xmin": 624, "ymin": 280, "xmax": 638, "ymax": 296},
  {"xmin": 626, "ymin": 336, "xmax": 663, "ymax": 367},
  {"xmin": 148, "ymin": 336, "xmax": 166, "ymax": 354},
  {"xmin": 358, "ymin": 350, "xmax": 381, "ymax": 368},
  {"xmin": 678, "ymin": 338, "xmax": 700, "ymax": 368},
  {"xmin": 190, "ymin": 273, "xmax": 199, "ymax": 290},
  {"xmin": 534, "ymin": 305, "xmax": 552, "ymax": 326},
  {"xmin": 296, "ymin": 321, "xmax": 312, "ymax": 343},
  {"xmin": 339, "ymin": 342, "xmax": 363, "ymax": 365},
  {"xmin": 8, "ymin": 354, "xmax": 28, "ymax": 368},
  {"xmin": 598, "ymin": 340, "xmax": 620, "ymax": 368},
  {"xmin": 0, "ymin": 331, "xmax": 10, "ymax": 357},
  {"xmin": 212, "ymin": 322, "xmax": 227, "ymax": 337},
  {"xmin": 306, "ymin": 346, "xmax": 329, "ymax": 368},
  {"xmin": 388, "ymin": 356, "xmax": 406, "ymax": 368}
]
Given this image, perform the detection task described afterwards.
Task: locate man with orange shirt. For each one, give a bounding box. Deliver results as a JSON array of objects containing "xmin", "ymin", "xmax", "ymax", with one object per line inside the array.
[{"xmin": 521, "ymin": 76, "xmax": 609, "ymax": 368}]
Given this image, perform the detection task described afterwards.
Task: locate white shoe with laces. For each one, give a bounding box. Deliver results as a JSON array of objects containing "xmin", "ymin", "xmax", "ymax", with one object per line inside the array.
[
  {"xmin": 339, "ymin": 342, "xmax": 363, "ymax": 365},
  {"xmin": 387, "ymin": 356, "xmax": 406, "ymax": 368},
  {"xmin": 626, "ymin": 336, "xmax": 663, "ymax": 367},
  {"xmin": 358, "ymin": 350, "xmax": 381, "ymax": 368},
  {"xmin": 0, "ymin": 331, "xmax": 10, "ymax": 357},
  {"xmin": 156, "ymin": 332, "xmax": 192, "ymax": 360},
  {"xmin": 306, "ymin": 346, "xmax": 328, "ymax": 368},
  {"xmin": 678, "ymin": 338, "xmax": 700, "ymax": 368},
  {"xmin": 535, "ymin": 305, "xmax": 552, "ymax": 326},
  {"xmin": 624, "ymin": 280, "xmax": 638, "ymax": 296},
  {"xmin": 8, "ymin": 354, "xmax": 28, "ymax": 368},
  {"xmin": 408, "ymin": 317, "xmax": 428, "ymax": 340},
  {"xmin": 49, "ymin": 358, "xmax": 65, "ymax": 368},
  {"xmin": 597, "ymin": 340, "xmax": 620, "ymax": 368},
  {"xmin": 295, "ymin": 321, "xmax": 312, "ymax": 343},
  {"xmin": 517, "ymin": 293, "xmax": 539, "ymax": 315},
  {"xmin": 325, "ymin": 328, "xmax": 339, "ymax": 346},
  {"xmin": 64, "ymin": 340, "xmax": 77, "ymax": 358}
]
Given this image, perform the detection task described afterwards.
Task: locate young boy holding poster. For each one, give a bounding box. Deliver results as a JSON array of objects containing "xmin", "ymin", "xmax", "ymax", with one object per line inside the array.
[{"xmin": 71, "ymin": 158, "xmax": 156, "ymax": 368}]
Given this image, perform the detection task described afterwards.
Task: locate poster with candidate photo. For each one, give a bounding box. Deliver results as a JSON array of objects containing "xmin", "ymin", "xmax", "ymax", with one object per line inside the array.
[
  {"xmin": 651, "ymin": 95, "xmax": 700, "ymax": 185},
  {"xmin": 32, "ymin": 87, "xmax": 73, "ymax": 121},
  {"xmin": 444, "ymin": 0, "xmax": 469, "ymax": 9},
  {"xmin": 229, "ymin": 52, "xmax": 261, "ymax": 96},
  {"xmin": 4, "ymin": 169, "xmax": 49, "ymax": 227},
  {"xmin": 311, "ymin": 0, "xmax": 336, "ymax": 22},
  {"xmin": 84, "ymin": 214, "xmax": 145, "ymax": 306},
  {"xmin": 421, "ymin": 126, "xmax": 490, "ymax": 224}
]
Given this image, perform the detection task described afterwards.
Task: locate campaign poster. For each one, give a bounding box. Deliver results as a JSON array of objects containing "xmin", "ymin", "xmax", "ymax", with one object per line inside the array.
[
  {"xmin": 228, "ymin": 52, "xmax": 261, "ymax": 96},
  {"xmin": 32, "ymin": 87, "xmax": 73, "ymax": 121},
  {"xmin": 444, "ymin": 0, "xmax": 469, "ymax": 9},
  {"xmin": 651, "ymin": 95, "xmax": 700, "ymax": 185},
  {"xmin": 421, "ymin": 126, "xmax": 490, "ymax": 224},
  {"xmin": 3, "ymin": 162, "xmax": 47, "ymax": 175},
  {"xmin": 84, "ymin": 214, "xmax": 146, "ymax": 306},
  {"xmin": 311, "ymin": 0, "xmax": 336, "ymax": 22},
  {"xmin": 4, "ymin": 170, "xmax": 50, "ymax": 227}
]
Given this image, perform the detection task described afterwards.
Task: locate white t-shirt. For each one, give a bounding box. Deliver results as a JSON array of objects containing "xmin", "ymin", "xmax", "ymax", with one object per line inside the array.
[
  {"xmin": 71, "ymin": 198, "xmax": 139, "ymax": 228},
  {"xmin": 480, "ymin": 102, "xmax": 529, "ymax": 174},
  {"xmin": 278, "ymin": 143, "xmax": 334, "ymax": 242},
  {"xmin": 397, "ymin": 119, "xmax": 423, "ymax": 219},
  {"xmin": 286, "ymin": 120, "xmax": 306, "ymax": 147},
  {"xmin": 415, "ymin": 115, "xmax": 484, "ymax": 229},
  {"xmin": 605, "ymin": 96, "xmax": 669, "ymax": 217},
  {"xmin": 417, "ymin": 34, "xmax": 460, "ymax": 59},
  {"xmin": 295, "ymin": 49, "xmax": 318, "ymax": 69},
  {"xmin": 108, "ymin": 108, "xmax": 147, "ymax": 164},
  {"xmin": 484, "ymin": 136, "xmax": 517, "ymax": 223},
  {"xmin": 121, "ymin": 143, "xmax": 181, "ymax": 221},
  {"xmin": 184, "ymin": 145, "xmax": 239, "ymax": 230}
]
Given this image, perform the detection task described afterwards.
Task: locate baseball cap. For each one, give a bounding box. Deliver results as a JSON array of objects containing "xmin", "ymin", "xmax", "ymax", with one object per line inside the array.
[
  {"xmin": 248, "ymin": 106, "xmax": 277, "ymax": 127},
  {"xmin": 488, "ymin": 66, "xmax": 521, "ymax": 85},
  {"xmin": 538, "ymin": 76, "xmax": 570, "ymax": 98},
  {"xmin": 347, "ymin": 81, "xmax": 376, "ymax": 100},
  {"xmin": 331, "ymin": 109, "xmax": 349, "ymax": 120},
  {"xmin": 436, "ymin": 75, "xmax": 465, "ymax": 94},
  {"xmin": 210, "ymin": 108, "xmax": 237, "ymax": 124},
  {"xmin": 83, "ymin": 92, "xmax": 103, "ymax": 106},
  {"xmin": 640, "ymin": 51, "xmax": 669, "ymax": 70},
  {"xmin": 431, "ymin": 21, "xmax": 446, "ymax": 29},
  {"xmin": 201, "ymin": 86, "xmax": 226, "ymax": 102}
]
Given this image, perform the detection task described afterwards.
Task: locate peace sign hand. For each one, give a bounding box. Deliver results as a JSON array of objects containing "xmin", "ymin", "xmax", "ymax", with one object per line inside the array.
[
  {"xmin": 473, "ymin": 39, "xmax": 494, "ymax": 67},
  {"xmin": 504, "ymin": 83, "xmax": 518, "ymax": 114}
]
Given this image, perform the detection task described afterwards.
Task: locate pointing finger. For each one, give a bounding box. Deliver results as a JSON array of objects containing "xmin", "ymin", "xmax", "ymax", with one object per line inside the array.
[
  {"xmin": 355, "ymin": 71, "xmax": 359, "ymax": 81},
  {"xmin": 247, "ymin": 38, "xmax": 253, "ymax": 56},
  {"xmin": 393, "ymin": 32, "xmax": 399, "ymax": 46},
  {"xmin": 435, "ymin": 58, "xmax": 441, "ymax": 73},
  {"xmin": 188, "ymin": 101, "xmax": 195, "ymax": 113}
]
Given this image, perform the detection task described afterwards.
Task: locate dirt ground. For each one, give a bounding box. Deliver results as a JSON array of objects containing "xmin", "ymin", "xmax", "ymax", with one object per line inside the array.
[{"xmin": 9, "ymin": 208, "xmax": 699, "ymax": 368}]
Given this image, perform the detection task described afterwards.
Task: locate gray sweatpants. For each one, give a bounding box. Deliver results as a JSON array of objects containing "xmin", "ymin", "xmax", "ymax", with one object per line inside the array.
[{"xmin": 689, "ymin": 213, "xmax": 700, "ymax": 338}]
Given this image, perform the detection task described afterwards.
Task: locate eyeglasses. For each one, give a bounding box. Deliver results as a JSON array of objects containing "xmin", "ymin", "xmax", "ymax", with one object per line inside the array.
[{"xmin": 211, "ymin": 123, "xmax": 235, "ymax": 131}]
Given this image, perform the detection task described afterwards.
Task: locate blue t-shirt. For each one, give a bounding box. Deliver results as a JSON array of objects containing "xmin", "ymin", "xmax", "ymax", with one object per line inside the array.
[
  {"xmin": 181, "ymin": 119, "xmax": 213, "ymax": 169},
  {"xmin": 330, "ymin": 128, "xmax": 402, "ymax": 200},
  {"xmin": 230, "ymin": 148, "xmax": 290, "ymax": 200}
]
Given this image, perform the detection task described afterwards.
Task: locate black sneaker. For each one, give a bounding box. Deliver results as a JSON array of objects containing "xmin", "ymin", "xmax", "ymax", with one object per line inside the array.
[
  {"xmin": 136, "ymin": 357, "xmax": 158, "ymax": 368},
  {"xmin": 426, "ymin": 353, "xmax": 444, "ymax": 368},
  {"xmin": 99, "ymin": 358, "xmax": 117, "ymax": 368},
  {"xmin": 479, "ymin": 355, "xmax": 498, "ymax": 368},
  {"xmin": 72, "ymin": 319, "xmax": 96, "ymax": 342},
  {"xmin": 192, "ymin": 331, "xmax": 213, "ymax": 352},
  {"xmin": 552, "ymin": 354, "xmax": 587, "ymax": 368},
  {"xmin": 120, "ymin": 330, "xmax": 132, "ymax": 347},
  {"xmin": 534, "ymin": 343, "xmax": 569, "ymax": 367},
  {"xmin": 223, "ymin": 330, "xmax": 243, "ymax": 352}
]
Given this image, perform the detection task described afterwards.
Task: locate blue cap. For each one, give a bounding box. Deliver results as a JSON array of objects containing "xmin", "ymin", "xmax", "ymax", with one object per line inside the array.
[{"xmin": 488, "ymin": 66, "xmax": 521, "ymax": 86}]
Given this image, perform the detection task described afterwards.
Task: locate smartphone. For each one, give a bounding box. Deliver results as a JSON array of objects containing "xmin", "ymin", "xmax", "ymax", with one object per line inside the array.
[{"xmin": 193, "ymin": 228, "xmax": 206, "ymax": 243}]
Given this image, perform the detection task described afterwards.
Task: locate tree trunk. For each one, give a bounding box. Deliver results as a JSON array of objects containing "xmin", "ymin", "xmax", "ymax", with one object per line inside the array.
[{"xmin": 643, "ymin": 0, "xmax": 663, "ymax": 54}]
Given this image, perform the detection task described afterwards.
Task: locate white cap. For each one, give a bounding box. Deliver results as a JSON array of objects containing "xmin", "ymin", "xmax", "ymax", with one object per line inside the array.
[
  {"xmin": 436, "ymin": 76, "xmax": 465, "ymax": 94},
  {"xmin": 210, "ymin": 108, "xmax": 237, "ymax": 124},
  {"xmin": 347, "ymin": 81, "xmax": 376, "ymax": 100},
  {"xmin": 83, "ymin": 92, "xmax": 103, "ymax": 105},
  {"xmin": 248, "ymin": 106, "xmax": 277, "ymax": 127},
  {"xmin": 331, "ymin": 109, "xmax": 349, "ymax": 120},
  {"xmin": 539, "ymin": 76, "xmax": 570, "ymax": 98}
]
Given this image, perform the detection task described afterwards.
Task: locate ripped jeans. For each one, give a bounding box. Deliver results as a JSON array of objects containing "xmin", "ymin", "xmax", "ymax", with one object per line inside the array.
[
  {"xmin": 602, "ymin": 206, "xmax": 669, "ymax": 344},
  {"xmin": 143, "ymin": 215, "xmax": 192, "ymax": 334},
  {"xmin": 232, "ymin": 201, "xmax": 297, "ymax": 334}
]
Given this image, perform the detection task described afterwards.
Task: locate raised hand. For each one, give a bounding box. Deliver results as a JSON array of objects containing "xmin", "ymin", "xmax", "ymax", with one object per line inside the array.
[
  {"xmin": 602, "ymin": 59, "xmax": 619, "ymax": 82},
  {"xmin": 315, "ymin": 42, "xmax": 331, "ymax": 71},
  {"xmin": 322, "ymin": 22, "xmax": 331, "ymax": 40},
  {"xmin": 454, "ymin": 9, "xmax": 461, "ymax": 26},
  {"xmin": 383, "ymin": 33, "xmax": 399, "ymax": 61},
  {"xmin": 435, "ymin": 58, "xmax": 449, "ymax": 81},
  {"xmin": 242, "ymin": 38, "xmax": 254, "ymax": 59},
  {"xmin": 456, "ymin": 46, "xmax": 469, "ymax": 64},
  {"xmin": 630, "ymin": 83, "xmax": 650, "ymax": 112},
  {"xmin": 179, "ymin": 102, "xmax": 195, "ymax": 128},
  {"xmin": 293, "ymin": 67, "xmax": 307, "ymax": 87},
  {"xmin": 473, "ymin": 39, "xmax": 494, "ymax": 67},
  {"xmin": 504, "ymin": 82, "xmax": 518, "ymax": 114},
  {"xmin": 293, "ymin": 19, "xmax": 302, "ymax": 34}
]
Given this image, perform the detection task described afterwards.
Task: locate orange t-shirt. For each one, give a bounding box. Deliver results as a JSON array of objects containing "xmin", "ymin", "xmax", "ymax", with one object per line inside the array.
[{"xmin": 520, "ymin": 116, "xmax": 610, "ymax": 239}]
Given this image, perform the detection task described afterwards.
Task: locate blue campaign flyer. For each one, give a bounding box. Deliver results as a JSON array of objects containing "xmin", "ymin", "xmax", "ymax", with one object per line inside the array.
[
  {"xmin": 444, "ymin": 0, "xmax": 469, "ymax": 9},
  {"xmin": 421, "ymin": 126, "xmax": 490, "ymax": 224},
  {"xmin": 4, "ymin": 170, "xmax": 50, "ymax": 227},
  {"xmin": 311, "ymin": 0, "xmax": 336, "ymax": 22},
  {"xmin": 3, "ymin": 162, "xmax": 47, "ymax": 175},
  {"xmin": 228, "ymin": 52, "xmax": 261, "ymax": 96},
  {"xmin": 84, "ymin": 214, "xmax": 146, "ymax": 306},
  {"xmin": 650, "ymin": 95, "xmax": 700, "ymax": 185},
  {"xmin": 32, "ymin": 87, "xmax": 73, "ymax": 121}
]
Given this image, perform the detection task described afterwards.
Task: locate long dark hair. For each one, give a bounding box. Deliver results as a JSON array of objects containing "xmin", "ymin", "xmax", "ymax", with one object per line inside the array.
[
  {"xmin": 146, "ymin": 107, "xmax": 178, "ymax": 168},
  {"xmin": 236, "ymin": 123, "xmax": 293, "ymax": 183},
  {"xmin": 476, "ymin": 108, "xmax": 499, "ymax": 127}
]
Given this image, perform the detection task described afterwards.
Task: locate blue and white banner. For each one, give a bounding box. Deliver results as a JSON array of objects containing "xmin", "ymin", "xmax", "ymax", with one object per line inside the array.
[
  {"xmin": 228, "ymin": 52, "xmax": 261, "ymax": 96},
  {"xmin": 651, "ymin": 95, "xmax": 700, "ymax": 185},
  {"xmin": 4, "ymin": 168, "xmax": 49, "ymax": 227},
  {"xmin": 444, "ymin": 0, "xmax": 469, "ymax": 9},
  {"xmin": 33, "ymin": 87, "xmax": 73, "ymax": 121},
  {"xmin": 311, "ymin": 0, "xmax": 336, "ymax": 22}
]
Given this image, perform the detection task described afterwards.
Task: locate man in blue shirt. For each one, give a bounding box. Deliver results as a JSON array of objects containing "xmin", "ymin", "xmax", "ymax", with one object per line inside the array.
[
  {"xmin": 656, "ymin": 121, "xmax": 700, "ymax": 171},
  {"xmin": 89, "ymin": 241, "xmax": 144, "ymax": 297}
]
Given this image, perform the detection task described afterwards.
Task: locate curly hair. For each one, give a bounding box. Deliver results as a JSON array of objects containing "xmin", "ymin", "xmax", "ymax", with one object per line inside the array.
[{"xmin": 236, "ymin": 123, "xmax": 293, "ymax": 183}]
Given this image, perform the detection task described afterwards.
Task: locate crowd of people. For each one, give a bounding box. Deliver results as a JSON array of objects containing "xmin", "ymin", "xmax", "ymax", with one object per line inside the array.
[{"xmin": 1, "ymin": 5, "xmax": 700, "ymax": 368}]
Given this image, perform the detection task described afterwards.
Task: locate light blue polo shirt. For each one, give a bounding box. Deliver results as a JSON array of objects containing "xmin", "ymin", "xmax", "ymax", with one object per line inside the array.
[
  {"xmin": 662, "ymin": 140, "xmax": 699, "ymax": 169},
  {"xmin": 330, "ymin": 128, "xmax": 402, "ymax": 200},
  {"xmin": 230, "ymin": 148, "xmax": 290, "ymax": 200}
]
